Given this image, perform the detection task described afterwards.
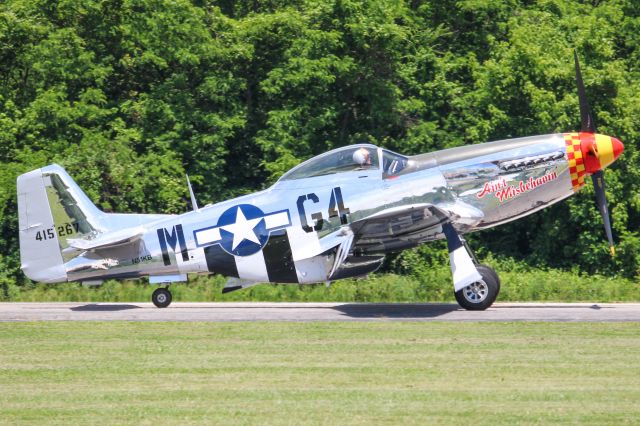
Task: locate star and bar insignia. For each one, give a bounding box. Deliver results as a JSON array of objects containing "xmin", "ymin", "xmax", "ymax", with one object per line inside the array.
[{"xmin": 193, "ymin": 204, "xmax": 291, "ymax": 256}]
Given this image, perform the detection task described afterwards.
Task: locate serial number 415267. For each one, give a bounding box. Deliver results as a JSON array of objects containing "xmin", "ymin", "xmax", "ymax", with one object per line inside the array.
[{"xmin": 35, "ymin": 222, "xmax": 79, "ymax": 241}]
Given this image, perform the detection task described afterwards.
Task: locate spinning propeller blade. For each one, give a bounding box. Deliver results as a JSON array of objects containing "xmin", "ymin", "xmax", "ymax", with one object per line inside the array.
[
  {"xmin": 574, "ymin": 51, "xmax": 597, "ymax": 134},
  {"xmin": 592, "ymin": 170, "xmax": 615, "ymax": 256},
  {"xmin": 574, "ymin": 51, "xmax": 616, "ymax": 255}
]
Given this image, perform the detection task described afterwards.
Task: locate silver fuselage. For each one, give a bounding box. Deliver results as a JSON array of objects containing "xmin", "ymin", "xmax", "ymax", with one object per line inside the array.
[{"xmin": 56, "ymin": 133, "xmax": 573, "ymax": 285}]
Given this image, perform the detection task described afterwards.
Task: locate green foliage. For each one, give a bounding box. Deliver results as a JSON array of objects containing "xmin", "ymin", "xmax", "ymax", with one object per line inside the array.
[
  {"xmin": 1, "ymin": 0, "xmax": 640, "ymax": 291},
  {"xmin": 6, "ymin": 264, "xmax": 640, "ymax": 303}
]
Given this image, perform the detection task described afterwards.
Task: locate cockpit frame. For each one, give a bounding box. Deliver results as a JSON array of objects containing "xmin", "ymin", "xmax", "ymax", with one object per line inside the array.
[{"xmin": 278, "ymin": 144, "xmax": 408, "ymax": 182}]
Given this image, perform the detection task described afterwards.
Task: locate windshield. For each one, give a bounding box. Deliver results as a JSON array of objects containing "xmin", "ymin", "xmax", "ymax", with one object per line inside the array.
[
  {"xmin": 382, "ymin": 149, "xmax": 408, "ymax": 178},
  {"xmin": 280, "ymin": 145, "xmax": 379, "ymax": 181}
]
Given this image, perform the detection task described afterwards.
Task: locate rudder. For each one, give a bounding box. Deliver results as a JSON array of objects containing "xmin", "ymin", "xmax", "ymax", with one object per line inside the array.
[{"xmin": 17, "ymin": 164, "xmax": 104, "ymax": 283}]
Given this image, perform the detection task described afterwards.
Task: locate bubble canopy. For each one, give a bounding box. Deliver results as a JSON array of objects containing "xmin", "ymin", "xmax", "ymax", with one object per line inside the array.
[
  {"xmin": 279, "ymin": 144, "xmax": 381, "ymax": 181},
  {"xmin": 280, "ymin": 144, "xmax": 406, "ymax": 181}
]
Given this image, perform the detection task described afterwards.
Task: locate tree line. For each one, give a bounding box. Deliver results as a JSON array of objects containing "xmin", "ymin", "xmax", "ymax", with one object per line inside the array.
[{"xmin": 1, "ymin": 0, "xmax": 639, "ymax": 289}]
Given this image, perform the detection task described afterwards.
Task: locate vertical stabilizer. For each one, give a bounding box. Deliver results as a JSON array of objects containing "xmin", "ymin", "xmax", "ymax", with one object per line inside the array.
[{"xmin": 17, "ymin": 164, "xmax": 105, "ymax": 283}]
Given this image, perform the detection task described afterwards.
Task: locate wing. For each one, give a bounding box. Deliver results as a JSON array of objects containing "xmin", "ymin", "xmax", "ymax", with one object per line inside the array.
[
  {"xmin": 300, "ymin": 200, "xmax": 484, "ymax": 281},
  {"xmin": 350, "ymin": 200, "xmax": 484, "ymax": 254},
  {"xmin": 347, "ymin": 201, "xmax": 484, "ymax": 290}
]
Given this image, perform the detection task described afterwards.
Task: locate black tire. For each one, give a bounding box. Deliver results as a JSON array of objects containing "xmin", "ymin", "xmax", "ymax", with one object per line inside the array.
[
  {"xmin": 152, "ymin": 287, "xmax": 172, "ymax": 308},
  {"xmin": 454, "ymin": 265, "xmax": 500, "ymax": 311},
  {"xmin": 482, "ymin": 264, "xmax": 501, "ymax": 299}
]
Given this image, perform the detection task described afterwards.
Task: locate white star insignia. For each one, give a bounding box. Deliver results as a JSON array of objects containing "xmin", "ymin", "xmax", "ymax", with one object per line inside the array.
[{"xmin": 220, "ymin": 207, "xmax": 262, "ymax": 250}]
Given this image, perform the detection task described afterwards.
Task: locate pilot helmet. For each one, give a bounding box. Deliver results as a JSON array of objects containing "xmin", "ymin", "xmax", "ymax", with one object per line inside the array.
[{"xmin": 352, "ymin": 147, "xmax": 371, "ymax": 166}]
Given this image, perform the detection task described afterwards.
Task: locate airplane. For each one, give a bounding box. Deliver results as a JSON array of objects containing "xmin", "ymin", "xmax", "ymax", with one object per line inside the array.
[{"xmin": 16, "ymin": 53, "xmax": 624, "ymax": 310}]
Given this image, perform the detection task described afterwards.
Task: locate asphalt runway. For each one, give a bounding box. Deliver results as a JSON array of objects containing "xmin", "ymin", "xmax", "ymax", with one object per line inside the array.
[{"xmin": 1, "ymin": 302, "xmax": 640, "ymax": 322}]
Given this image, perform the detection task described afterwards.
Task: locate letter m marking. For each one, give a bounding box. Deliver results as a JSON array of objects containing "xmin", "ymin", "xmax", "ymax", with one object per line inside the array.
[{"xmin": 157, "ymin": 224, "xmax": 189, "ymax": 266}]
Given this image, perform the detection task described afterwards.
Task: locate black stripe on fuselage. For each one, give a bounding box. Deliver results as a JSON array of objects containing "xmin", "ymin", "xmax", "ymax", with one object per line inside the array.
[
  {"xmin": 204, "ymin": 245, "xmax": 239, "ymax": 278},
  {"xmin": 262, "ymin": 230, "xmax": 298, "ymax": 283}
]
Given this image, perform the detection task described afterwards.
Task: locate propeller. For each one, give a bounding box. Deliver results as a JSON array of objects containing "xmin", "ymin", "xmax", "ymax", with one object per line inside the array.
[{"xmin": 573, "ymin": 51, "xmax": 616, "ymax": 256}]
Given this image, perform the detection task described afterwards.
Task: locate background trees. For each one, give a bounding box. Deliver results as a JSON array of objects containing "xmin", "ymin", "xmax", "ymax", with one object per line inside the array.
[{"xmin": 1, "ymin": 0, "xmax": 638, "ymax": 287}]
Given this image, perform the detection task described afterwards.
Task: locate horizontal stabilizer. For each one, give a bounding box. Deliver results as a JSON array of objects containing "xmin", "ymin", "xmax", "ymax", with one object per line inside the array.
[{"xmin": 66, "ymin": 227, "xmax": 144, "ymax": 251}]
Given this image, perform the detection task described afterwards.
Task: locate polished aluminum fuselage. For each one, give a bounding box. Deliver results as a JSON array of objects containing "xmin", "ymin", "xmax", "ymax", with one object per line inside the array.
[{"xmin": 57, "ymin": 133, "xmax": 573, "ymax": 285}]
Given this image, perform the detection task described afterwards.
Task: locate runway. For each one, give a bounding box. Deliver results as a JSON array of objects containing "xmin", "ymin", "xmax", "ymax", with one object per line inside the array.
[{"xmin": 1, "ymin": 302, "xmax": 640, "ymax": 322}]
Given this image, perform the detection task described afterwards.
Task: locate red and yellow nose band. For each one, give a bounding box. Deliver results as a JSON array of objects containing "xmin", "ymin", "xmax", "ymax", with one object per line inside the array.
[
  {"xmin": 564, "ymin": 133, "xmax": 624, "ymax": 192},
  {"xmin": 564, "ymin": 133, "xmax": 586, "ymax": 192}
]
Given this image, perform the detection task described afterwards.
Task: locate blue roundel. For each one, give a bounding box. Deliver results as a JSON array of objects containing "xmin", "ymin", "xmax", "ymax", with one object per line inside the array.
[{"xmin": 217, "ymin": 204, "xmax": 268, "ymax": 256}]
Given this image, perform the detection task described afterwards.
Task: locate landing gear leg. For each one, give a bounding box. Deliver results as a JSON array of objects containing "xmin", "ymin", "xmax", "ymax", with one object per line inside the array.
[
  {"xmin": 461, "ymin": 236, "xmax": 500, "ymax": 285},
  {"xmin": 151, "ymin": 287, "xmax": 172, "ymax": 308},
  {"xmin": 442, "ymin": 223, "xmax": 500, "ymax": 311},
  {"xmin": 460, "ymin": 237, "xmax": 479, "ymax": 264}
]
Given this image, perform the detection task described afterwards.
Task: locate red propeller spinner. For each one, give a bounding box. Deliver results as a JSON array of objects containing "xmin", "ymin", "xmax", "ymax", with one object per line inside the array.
[{"xmin": 579, "ymin": 132, "xmax": 624, "ymax": 173}]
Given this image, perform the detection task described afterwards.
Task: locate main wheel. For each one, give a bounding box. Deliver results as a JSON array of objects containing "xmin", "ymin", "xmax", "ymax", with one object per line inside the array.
[
  {"xmin": 454, "ymin": 265, "xmax": 500, "ymax": 311},
  {"xmin": 151, "ymin": 287, "xmax": 172, "ymax": 308}
]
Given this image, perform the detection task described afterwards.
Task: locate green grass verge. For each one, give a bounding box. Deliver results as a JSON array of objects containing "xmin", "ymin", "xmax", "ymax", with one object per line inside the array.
[
  {"xmin": 3, "ymin": 263, "xmax": 640, "ymax": 303},
  {"xmin": 1, "ymin": 322, "xmax": 639, "ymax": 424}
]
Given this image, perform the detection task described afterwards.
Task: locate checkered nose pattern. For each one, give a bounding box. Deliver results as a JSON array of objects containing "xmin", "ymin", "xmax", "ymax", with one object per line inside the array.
[{"xmin": 564, "ymin": 133, "xmax": 624, "ymax": 192}]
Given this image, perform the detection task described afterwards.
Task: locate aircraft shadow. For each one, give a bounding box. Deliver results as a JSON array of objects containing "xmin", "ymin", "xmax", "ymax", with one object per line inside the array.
[
  {"xmin": 495, "ymin": 304, "xmax": 605, "ymax": 310},
  {"xmin": 332, "ymin": 303, "xmax": 460, "ymax": 318},
  {"xmin": 70, "ymin": 304, "xmax": 140, "ymax": 311}
]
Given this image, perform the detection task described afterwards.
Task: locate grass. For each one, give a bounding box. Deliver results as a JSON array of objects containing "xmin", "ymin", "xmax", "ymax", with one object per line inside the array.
[
  {"xmin": 4, "ymin": 265, "xmax": 640, "ymax": 303},
  {"xmin": 0, "ymin": 322, "xmax": 639, "ymax": 424}
]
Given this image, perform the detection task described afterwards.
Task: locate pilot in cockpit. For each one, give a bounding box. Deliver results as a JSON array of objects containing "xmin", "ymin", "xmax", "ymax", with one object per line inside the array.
[{"xmin": 352, "ymin": 147, "xmax": 372, "ymax": 168}]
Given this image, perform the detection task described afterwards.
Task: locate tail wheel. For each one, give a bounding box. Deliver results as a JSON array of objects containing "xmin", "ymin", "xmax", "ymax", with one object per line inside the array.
[
  {"xmin": 152, "ymin": 287, "xmax": 172, "ymax": 308},
  {"xmin": 454, "ymin": 265, "xmax": 500, "ymax": 311}
]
